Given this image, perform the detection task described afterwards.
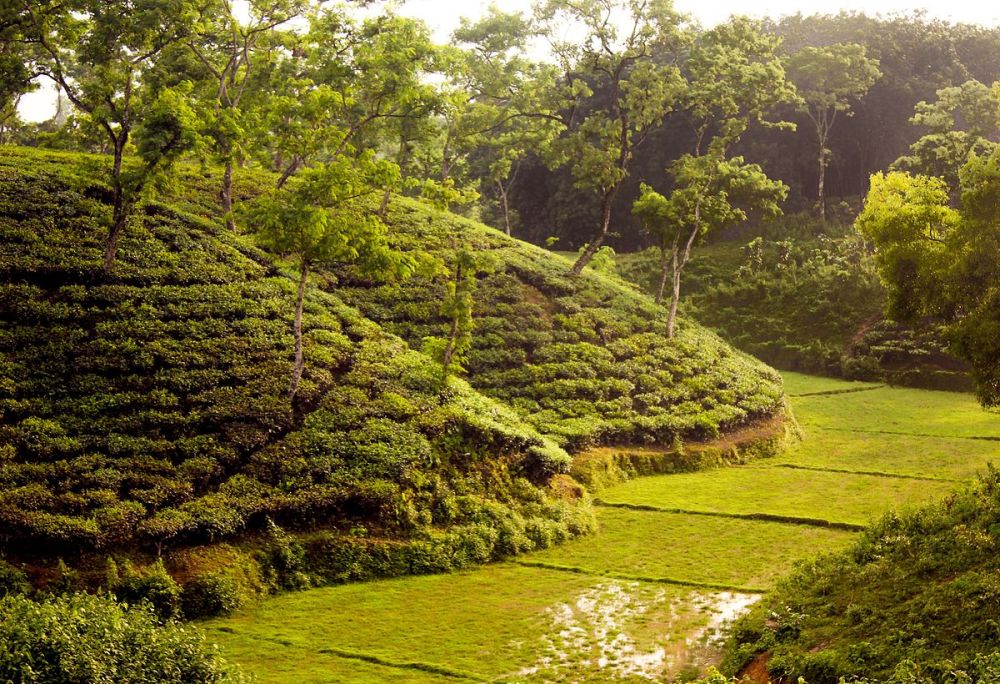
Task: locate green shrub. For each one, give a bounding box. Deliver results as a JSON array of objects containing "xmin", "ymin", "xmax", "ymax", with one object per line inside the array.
[
  {"xmin": 0, "ymin": 559, "xmax": 30, "ymax": 598},
  {"xmin": 111, "ymin": 559, "xmax": 181, "ymax": 621},
  {"xmin": 0, "ymin": 592, "xmax": 247, "ymax": 682},
  {"xmin": 257, "ymin": 519, "xmax": 311, "ymax": 591},
  {"xmin": 181, "ymin": 573, "xmax": 246, "ymax": 619}
]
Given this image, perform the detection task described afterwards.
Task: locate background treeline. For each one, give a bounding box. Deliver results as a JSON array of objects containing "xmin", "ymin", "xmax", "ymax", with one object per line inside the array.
[
  {"xmin": 5, "ymin": 4, "xmax": 998, "ymax": 256},
  {"xmin": 508, "ymin": 12, "xmax": 1000, "ymax": 249}
]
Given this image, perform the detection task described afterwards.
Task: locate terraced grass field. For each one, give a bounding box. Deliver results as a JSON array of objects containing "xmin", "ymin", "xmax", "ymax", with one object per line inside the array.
[{"xmin": 205, "ymin": 374, "xmax": 1000, "ymax": 682}]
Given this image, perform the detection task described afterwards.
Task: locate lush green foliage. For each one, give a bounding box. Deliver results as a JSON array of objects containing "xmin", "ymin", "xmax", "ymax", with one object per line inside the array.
[
  {"xmin": 858, "ymin": 151, "xmax": 1000, "ymax": 405},
  {"xmin": 333, "ymin": 196, "xmax": 784, "ymax": 450},
  {"xmin": 723, "ymin": 468, "xmax": 1000, "ymax": 681},
  {"xmin": 0, "ymin": 592, "xmax": 247, "ymax": 682},
  {"xmin": 619, "ymin": 222, "xmax": 971, "ymax": 390},
  {"xmin": 0, "ymin": 147, "xmax": 582, "ymax": 555},
  {"xmin": 893, "ymin": 79, "xmax": 1000, "ymax": 189}
]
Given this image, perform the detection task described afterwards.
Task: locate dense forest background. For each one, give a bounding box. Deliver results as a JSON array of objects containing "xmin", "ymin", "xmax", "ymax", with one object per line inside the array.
[
  {"xmin": 6, "ymin": 9, "xmax": 1000, "ymax": 253},
  {"xmin": 505, "ymin": 13, "xmax": 1000, "ymax": 249}
]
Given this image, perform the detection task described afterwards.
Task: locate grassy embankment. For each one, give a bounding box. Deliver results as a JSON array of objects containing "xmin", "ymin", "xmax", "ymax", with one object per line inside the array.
[{"xmin": 206, "ymin": 372, "xmax": 1000, "ymax": 682}]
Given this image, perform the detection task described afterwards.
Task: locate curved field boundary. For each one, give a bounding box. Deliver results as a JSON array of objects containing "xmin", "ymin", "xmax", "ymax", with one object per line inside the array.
[
  {"xmin": 594, "ymin": 500, "xmax": 866, "ymax": 532},
  {"xmin": 810, "ymin": 425, "xmax": 1000, "ymax": 442},
  {"xmin": 772, "ymin": 462, "xmax": 963, "ymax": 483},
  {"xmin": 571, "ymin": 410, "xmax": 800, "ymax": 493},
  {"xmin": 512, "ymin": 559, "xmax": 768, "ymax": 594},
  {"xmin": 789, "ymin": 385, "xmax": 885, "ymax": 398},
  {"xmin": 314, "ymin": 647, "xmax": 484, "ymax": 681},
  {"xmin": 214, "ymin": 629, "xmax": 485, "ymax": 681}
]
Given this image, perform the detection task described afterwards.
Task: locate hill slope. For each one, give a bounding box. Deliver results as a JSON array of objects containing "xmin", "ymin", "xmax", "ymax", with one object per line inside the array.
[
  {"xmin": 0, "ymin": 148, "xmax": 585, "ymax": 560},
  {"xmin": 0, "ymin": 147, "xmax": 785, "ymax": 593},
  {"xmin": 333, "ymin": 198, "xmax": 784, "ymax": 450},
  {"xmin": 723, "ymin": 467, "xmax": 1000, "ymax": 682}
]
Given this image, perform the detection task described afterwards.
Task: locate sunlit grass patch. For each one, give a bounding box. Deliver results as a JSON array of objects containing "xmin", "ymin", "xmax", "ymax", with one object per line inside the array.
[
  {"xmin": 782, "ymin": 371, "xmax": 883, "ymax": 396},
  {"xmin": 527, "ymin": 507, "xmax": 855, "ymax": 588},
  {"xmin": 779, "ymin": 429, "xmax": 1000, "ymax": 480},
  {"xmin": 599, "ymin": 465, "xmax": 954, "ymax": 527},
  {"xmin": 205, "ymin": 564, "xmax": 721, "ymax": 682},
  {"xmin": 793, "ymin": 385, "xmax": 1000, "ymax": 439}
]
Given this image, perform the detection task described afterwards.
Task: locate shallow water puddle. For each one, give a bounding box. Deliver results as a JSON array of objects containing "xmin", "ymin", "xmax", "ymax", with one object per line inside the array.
[
  {"xmin": 511, "ymin": 583, "xmax": 759, "ymax": 682},
  {"xmin": 682, "ymin": 591, "xmax": 761, "ymax": 672}
]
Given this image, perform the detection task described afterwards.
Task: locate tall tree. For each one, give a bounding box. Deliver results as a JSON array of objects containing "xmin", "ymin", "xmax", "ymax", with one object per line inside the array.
[
  {"xmin": 266, "ymin": 9, "xmax": 438, "ymax": 191},
  {"xmin": 855, "ymin": 163, "xmax": 1000, "ymax": 403},
  {"xmin": 251, "ymin": 152, "xmax": 409, "ymax": 401},
  {"xmin": 451, "ymin": 8, "xmax": 560, "ymax": 235},
  {"xmin": 632, "ymin": 17, "xmax": 793, "ymax": 337},
  {"xmin": 186, "ymin": 0, "xmax": 306, "ymax": 230},
  {"xmin": 634, "ymin": 150, "xmax": 787, "ymax": 337},
  {"xmin": 787, "ymin": 42, "xmax": 881, "ymax": 220},
  {"xmin": 15, "ymin": 0, "xmax": 202, "ymax": 270},
  {"xmin": 536, "ymin": 0, "xmax": 688, "ymax": 275},
  {"xmin": 0, "ymin": 15, "xmax": 35, "ymax": 144},
  {"xmin": 422, "ymin": 247, "xmax": 497, "ymax": 388}
]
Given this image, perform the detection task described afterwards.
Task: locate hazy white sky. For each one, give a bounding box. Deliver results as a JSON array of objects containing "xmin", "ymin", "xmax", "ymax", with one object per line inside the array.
[{"xmin": 18, "ymin": 0, "xmax": 1000, "ymax": 122}]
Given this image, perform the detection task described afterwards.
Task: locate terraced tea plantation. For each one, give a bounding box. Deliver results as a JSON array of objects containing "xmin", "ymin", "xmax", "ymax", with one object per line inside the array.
[{"xmin": 205, "ymin": 373, "xmax": 1000, "ymax": 682}]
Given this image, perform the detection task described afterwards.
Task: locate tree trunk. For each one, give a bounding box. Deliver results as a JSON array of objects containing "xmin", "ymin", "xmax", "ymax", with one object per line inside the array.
[
  {"xmin": 667, "ymin": 246, "xmax": 681, "ymax": 338},
  {"xmin": 497, "ymin": 179, "xmax": 512, "ymax": 236},
  {"xmin": 103, "ymin": 142, "xmax": 128, "ymax": 271},
  {"xmin": 666, "ymin": 206, "xmax": 703, "ymax": 339},
  {"xmin": 378, "ymin": 189, "xmax": 391, "ymax": 218},
  {"xmin": 817, "ymin": 153, "xmax": 826, "ymax": 221},
  {"xmin": 221, "ymin": 160, "xmax": 235, "ymax": 232},
  {"xmin": 276, "ymin": 155, "xmax": 302, "ymax": 189},
  {"xmin": 655, "ymin": 246, "xmax": 670, "ymax": 305},
  {"xmin": 288, "ymin": 261, "xmax": 309, "ymax": 402},
  {"xmin": 571, "ymin": 193, "xmax": 614, "ymax": 275},
  {"xmin": 441, "ymin": 259, "xmax": 464, "ymax": 379}
]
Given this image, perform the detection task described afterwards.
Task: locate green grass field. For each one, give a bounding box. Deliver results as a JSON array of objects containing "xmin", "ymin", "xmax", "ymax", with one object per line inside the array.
[
  {"xmin": 598, "ymin": 465, "xmax": 955, "ymax": 527},
  {"xmin": 207, "ymin": 373, "xmax": 1000, "ymax": 682},
  {"xmin": 781, "ymin": 371, "xmax": 884, "ymax": 396}
]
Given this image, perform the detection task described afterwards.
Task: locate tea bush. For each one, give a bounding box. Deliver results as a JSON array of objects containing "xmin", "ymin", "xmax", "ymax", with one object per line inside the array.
[
  {"xmin": 0, "ymin": 592, "xmax": 247, "ymax": 682},
  {"xmin": 619, "ymin": 226, "xmax": 971, "ymax": 390},
  {"xmin": 333, "ymin": 197, "xmax": 784, "ymax": 450}
]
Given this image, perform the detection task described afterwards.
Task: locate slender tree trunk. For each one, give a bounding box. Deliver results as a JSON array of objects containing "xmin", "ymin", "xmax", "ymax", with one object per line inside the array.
[
  {"xmin": 378, "ymin": 189, "xmax": 391, "ymax": 217},
  {"xmin": 221, "ymin": 160, "xmax": 235, "ymax": 231},
  {"xmin": 571, "ymin": 192, "xmax": 614, "ymax": 275},
  {"xmin": 667, "ymin": 246, "xmax": 681, "ymax": 338},
  {"xmin": 666, "ymin": 203, "xmax": 703, "ymax": 339},
  {"xmin": 276, "ymin": 155, "xmax": 302, "ymax": 189},
  {"xmin": 103, "ymin": 142, "xmax": 128, "ymax": 271},
  {"xmin": 288, "ymin": 261, "xmax": 309, "ymax": 401},
  {"xmin": 497, "ymin": 179, "xmax": 512, "ymax": 236},
  {"xmin": 441, "ymin": 259, "xmax": 464, "ymax": 378},
  {"xmin": 655, "ymin": 246, "xmax": 670, "ymax": 304},
  {"xmin": 817, "ymin": 152, "xmax": 827, "ymax": 221}
]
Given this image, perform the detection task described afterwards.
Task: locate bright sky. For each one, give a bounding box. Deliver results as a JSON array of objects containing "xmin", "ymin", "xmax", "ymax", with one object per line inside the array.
[{"xmin": 17, "ymin": 0, "xmax": 1000, "ymax": 122}]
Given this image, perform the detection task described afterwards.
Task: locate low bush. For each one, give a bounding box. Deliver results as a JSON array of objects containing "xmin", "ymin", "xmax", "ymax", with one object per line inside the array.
[{"xmin": 0, "ymin": 592, "xmax": 247, "ymax": 682}]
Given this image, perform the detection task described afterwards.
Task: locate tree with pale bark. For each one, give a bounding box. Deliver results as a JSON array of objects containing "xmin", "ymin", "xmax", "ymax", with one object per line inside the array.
[
  {"xmin": 250, "ymin": 152, "xmax": 409, "ymax": 402},
  {"xmin": 536, "ymin": 0, "xmax": 688, "ymax": 275},
  {"xmin": 632, "ymin": 17, "xmax": 793, "ymax": 337},
  {"xmin": 787, "ymin": 42, "xmax": 880, "ymax": 220}
]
